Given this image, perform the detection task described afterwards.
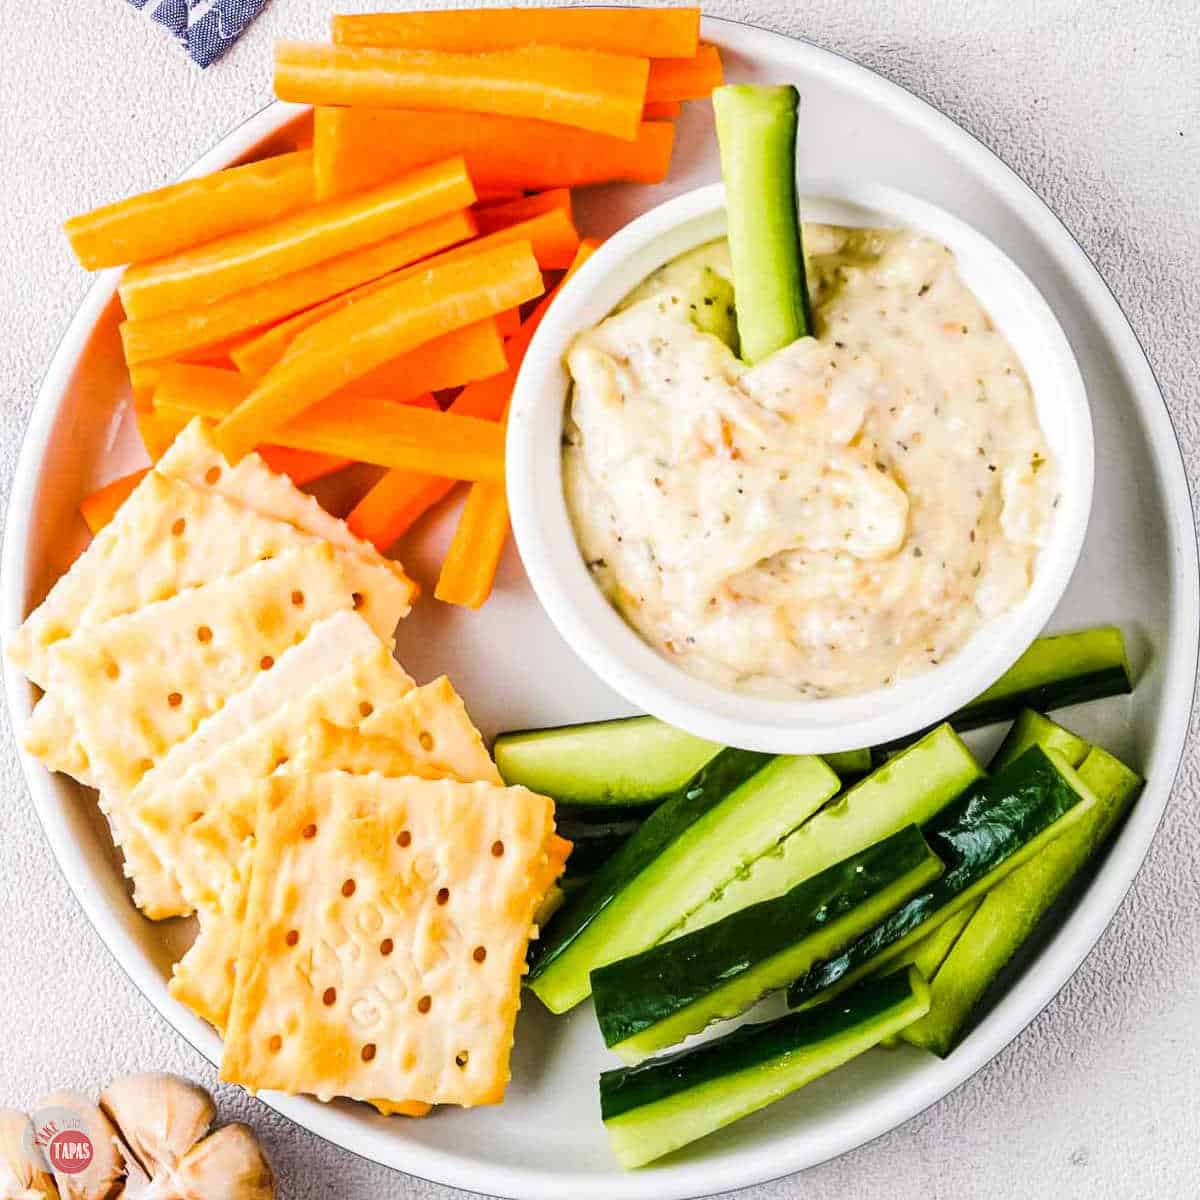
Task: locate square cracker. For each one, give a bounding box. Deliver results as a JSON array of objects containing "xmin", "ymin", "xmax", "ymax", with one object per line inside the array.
[
  {"xmin": 162, "ymin": 674, "xmax": 500, "ymax": 1031},
  {"xmin": 8, "ymin": 468, "xmax": 413, "ymax": 690},
  {"xmin": 220, "ymin": 771, "xmax": 565, "ymax": 1107},
  {"xmin": 36, "ymin": 544, "xmax": 355, "ymax": 917}
]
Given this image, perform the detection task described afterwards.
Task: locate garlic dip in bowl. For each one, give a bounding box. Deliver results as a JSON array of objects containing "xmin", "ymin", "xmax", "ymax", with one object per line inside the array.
[
  {"xmin": 507, "ymin": 182, "xmax": 1093, "ymax": 752},
  {"xmin": 562, "ymin": 225, "xmax": 1058, "ymax": 700}
]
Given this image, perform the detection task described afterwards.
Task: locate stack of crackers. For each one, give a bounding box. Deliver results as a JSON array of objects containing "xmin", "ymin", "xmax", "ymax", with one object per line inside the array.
[{"xmin": 9, "ymin": 421, "xmax": 568, "ymax": 1113}]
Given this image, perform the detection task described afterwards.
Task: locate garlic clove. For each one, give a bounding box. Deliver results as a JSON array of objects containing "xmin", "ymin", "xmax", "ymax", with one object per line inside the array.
[
  {"xmin": 98, "ymin": 1075, "xmax": 213, "ymax": 1179},
  {"xmin": 142, "ymin": 1125, "xmax": 273, "ymax": 1200},
  {"xmin": 32, "ymin": 1091, "xmax": 124, "ymax": 1200},
  {"xmin": 0, "ymin": 1109, "xmax": 59, "ymax": 1200}
]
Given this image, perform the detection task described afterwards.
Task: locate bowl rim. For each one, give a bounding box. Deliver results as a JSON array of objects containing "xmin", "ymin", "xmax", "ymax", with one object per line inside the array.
[
  {"xmin": 507, "ymin": 178, "xmax": 1095, "ymax": 754},
  {"xmin": 3, "ymin": 16, "xmax": 1197, "ymax": 1199}
]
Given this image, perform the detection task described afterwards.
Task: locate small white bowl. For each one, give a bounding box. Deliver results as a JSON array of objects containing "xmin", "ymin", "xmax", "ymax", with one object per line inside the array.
[{"xmin": 507, "ymin": 180, "xmax": 1093, "ymax": 754}]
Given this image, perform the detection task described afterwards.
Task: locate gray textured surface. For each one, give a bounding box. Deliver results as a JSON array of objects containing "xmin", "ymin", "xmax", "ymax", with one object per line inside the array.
[{"xmin": 0, "ymin": 2, "xmax": 1197, "ymax": 1197}]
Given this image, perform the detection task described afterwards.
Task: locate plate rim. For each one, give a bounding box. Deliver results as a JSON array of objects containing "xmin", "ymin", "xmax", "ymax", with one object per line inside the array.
[{"xmin": 3, "ymin": 17, "xmax": 1197, "ymax": 1199}]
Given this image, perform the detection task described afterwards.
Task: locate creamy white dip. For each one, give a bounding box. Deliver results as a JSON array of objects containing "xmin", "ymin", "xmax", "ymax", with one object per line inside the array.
[{"xmin": 562, "ymin": 225, "xmax": 1059, "ymax": 699}]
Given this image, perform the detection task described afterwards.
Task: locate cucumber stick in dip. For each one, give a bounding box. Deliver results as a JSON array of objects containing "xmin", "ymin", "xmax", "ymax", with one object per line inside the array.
[
  {"xmin": 593, "ymin": 824, "xmax": 943, "ymax": 1062},
  {"xmin": 670, "ymin": 724, "xmax": 981, "ymax": 940},
  {"xmin": 528, "ymin": 751, "xmax": 840, "ymax": 1013},
  {"xmin": 902, "ymin": 744, "xmax": 1141, "ymax": 1055},
  {"xmin": 601, "ymin": 968, "xmax": 930, "ymax": 1169},
  {"xmin": 787, "ymin": 745, "xmax": 1099, "ymax": 1009},
  {"xmin": 713, "ymin": 84, "xmax": 811, "ymax": 362}
]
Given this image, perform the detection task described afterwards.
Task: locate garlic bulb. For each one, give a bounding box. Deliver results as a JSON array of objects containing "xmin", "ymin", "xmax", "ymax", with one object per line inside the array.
[
  {"xmin": 141, "ymin": 1125, "xmax": 273, "ymax": 1200},
  {"xmin": 98, "ymin": 1075, "xmax": 213, "ymax": 1180},
  {"xmin": 0, "ymin": 1109, "xmax": 58, "ymax": 1200}
]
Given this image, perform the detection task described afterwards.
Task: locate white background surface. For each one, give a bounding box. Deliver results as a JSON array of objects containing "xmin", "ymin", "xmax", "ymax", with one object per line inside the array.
[{"xmin": 0, "ymin": 2, "xmax": 1197, "ymax": 1197}]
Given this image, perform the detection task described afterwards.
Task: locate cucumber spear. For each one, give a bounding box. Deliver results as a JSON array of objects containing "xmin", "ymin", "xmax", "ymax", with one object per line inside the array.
[{"xmin": 712, "ymin": 83, "xmax": 812, "ymax": 363}]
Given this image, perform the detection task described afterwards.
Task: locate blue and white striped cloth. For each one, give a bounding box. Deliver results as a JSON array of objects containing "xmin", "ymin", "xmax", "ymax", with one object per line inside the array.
[{"xmin": 126, "ymin": 0, "xmax": 271, "ymax": 68}]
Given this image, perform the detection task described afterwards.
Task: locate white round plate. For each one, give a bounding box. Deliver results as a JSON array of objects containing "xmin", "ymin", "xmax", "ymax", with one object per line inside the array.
[{"xmin": 3, "ymin": 17, "xmax": 1196, "ymax": 1200}]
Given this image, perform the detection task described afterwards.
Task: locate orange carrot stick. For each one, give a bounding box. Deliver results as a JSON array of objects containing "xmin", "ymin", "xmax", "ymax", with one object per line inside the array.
[
  {"xmin": 136, "ymin": 406, "xmax": 191, "ymax": 461},
  {"xmin": 276, "ymin": 42, "xmax": 649, "ymax": 142},
  {"xmin": 154, "ymin": 366, "xmax": 507, "ymax": 482},
  {"xmin": 642, "ymin": 99, "xmax": 682, "ymax": 120},
  {"xmin": 119, "ymin": 209, "xmax": 476, "ymax": 364},
  {"xmin": 126, "ymin": 333, "xmax": 246, "ymax": 392},
  {"xmin": 645, "ymin": 45, "xmax": 724, "ymax": 104},
  {"xmin": 119, "ymin": 157, "xmax": 475, "ymax": 320},
  {"xmin": 430, "ymin": 208, "xmax": 580, "ymax": 271},
  {"xmin": 346, "ymin": 360, "xmax": 515, "ymax": 550},
  {"xmin": 314, "ymin": 108, "xmax": 673, "ymax": 199},
  {"xmin": 474, "ymin": 189, "xmax": 572, "ymax": 235},
  {"xmin": 495, "ymin": 307, "xmax": 521, "ymax": 338},
  {"xmin": 332, "ymin": 8, "xmax": 700, "ymax": 58},
  {"xmin": 213, "ymin": 242, "xmax": 542, "ymax": 461},
  {"xmin": 79, "ymin": 469, "xmax": 150, "ymax": 534},
  {"xmin": 64, "ymin": 151, "xmax": 315, "ymax": 272},
  {"xmin": 475, "ymin": 187, "xmax": 525, "ymax": 204},
  {"xmin": 345, "ymin": 319, "xmax": 508, "ymax": 399},
  {"xmin": 435, "ymin": 239, "xmax": 598, "ymax": 607}
]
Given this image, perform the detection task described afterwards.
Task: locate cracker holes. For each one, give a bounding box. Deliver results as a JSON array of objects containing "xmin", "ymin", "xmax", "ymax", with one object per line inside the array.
[
  {"xmin": 323, "ymin": 987, "xmax": 337, "ymax": 1007},
  {"xmin": 455, "ymin": 1051, "xmax": 469, "ymax": 1069},
  {"xmin": 436, "ymin": 888, "xmax": 450, "ymax": 906},
  {"xmin": 491, "ymin": 841, "xmax": 505, "ymax": 858},
  {"xmin": 204, "ymin": 466, "xmax": 221, "ymax": 486},
  {"xmin": 290, "ymin": 589, "xmax": 305, "ymax": 608},
  {"xmin": 358, "ymin": 701, "xmax": 374, "ymax": 718},
  {"xmin": 196, "ymin": 625, "xmax": 212, "ymax": 644},
  {"xmin": 342, "ymin": 879, "xmax": 357, "ymax": 897},
  {"xmin": 418, "ymin": 731, "xmax": 435, "ymax": 752},
  {"xmin": 171, "ymin": 518, "xmax": 186, "ymax": 537},
  {"xmin": 396, "ymin": 830, "xmax": 412, "ymax": 848},
  {"xmin": 417, "ymin": 995, "xmax": 431, "ymax": 1014},
  {"xmin": 285, "ymin": 929, "xmax": 299, "ymax": 947},
  {"xmin": 472, "ymin": 946, "xmax": 487, "ymax": 964},
  {"xmin": 268, "ymin": 1034, "xmax": 282, "ymax": 1053},
  {"xmin": 361, "ymin": 1043, "xmax": 377, "ymax": 1062},
  {"xmin": 379, "ymin": 938, "xmax": 394, "ymax": 957},
  {"xmin": 302, "ymin": 823, "xmax": 318, "ymax": 840},
  {"xmin": 274, "ymin": 754, "xmax": 290, "ymax": 770},
  {"xmin": 104, "ymin": 662, "xmax": 120, "ymax": 680},
  {"xmin": 167, "ymin": 692, "xmax": 183, "ymax": 708},
  {"xmin": 351, "ymin": 592, "xmax": 365, "ymax": 610},
  {"xmin": 260, "ymin": 655, "xmax": 275, "ymax": 671}
]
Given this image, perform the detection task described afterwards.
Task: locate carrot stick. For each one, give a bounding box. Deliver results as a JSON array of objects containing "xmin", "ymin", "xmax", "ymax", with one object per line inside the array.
[
  {"xmin": 79, "ymin": 469, "xmax": 149, "ymax": 534},
  {"xmin": 434, "ymin": 481, "xmax": 510, "ymax": 608},
  {"xmin": 475, "ymin": 187, "xmax": 525, "ymax": 204},
  {"xmin": 255, "ymin": 391, "xmax": 438, "ymax": 484},
  {"xmin": 346, "ymin": 357, "xmax": 515, "ymax": 550},
  {"xmin": 154, "ymin": 366, "xmax": 507, "ymax": 482},
  {"xmin": 276, "ymin": 42, "xmax": 649, "ymax": 142},
  {"xmin": 119, "ymin": 157, "xmax": 475, "ymax": 320},
  {"xmin": 213, "ymin": 241, "xmax": 542, "ymax": 461},
  {"xmin": 127, "ymin": 333, "xmax": 245, "ymax": 392},
  {"xmin": 136, "ymin": 406, "xmax": 191, "ymax": 461},
  {"xmin": 474, "ymin": 189, "xmax": 572, "ymax": 235},
  {"xmin": 314, "ymin": 108, "xmax": 673, "ymax": 199},
  {"xmin": 646, "ymin": 45, "xmax": 724, "ymax": 104},
  {"xmin": 430, "ymin": 209, "xmax": 580, "ymax": 271},
  {"xmin": 356, "ymin": 239, "xmax": 597, "ymax": 559},
  {"xmin": 119, "ymin": 209, "xmax": 476, "ymax": 364},
  {"xmin": 642, "ymin": 99, "xmax": 682, "ymax": 120},
  {"xmin": 345, "ymin": 319, "xmax": 508, "ymax": 399},
  {"xmin": 64, "ymin": 151, "xmax": 315, "ymax": 272},
  {"xmin": 495, "ymin": 307, "xmax": 521, "ymax": 338},
  {"xmin": 332, "ymin": 8, "xmax": 700, "ymax": 58}
]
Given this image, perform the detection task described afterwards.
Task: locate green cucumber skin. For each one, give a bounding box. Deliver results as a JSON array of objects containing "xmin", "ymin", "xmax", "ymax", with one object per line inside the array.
[
  {"xmin": 822, "ymin": 747, "xmax": 872, "ymax": 777},
  {"xmin": 713, "ymin": 84, "xmax": 811, "ymax": 363},
  {"xmin": 601, "ymin": 970, "xmax": 930, "ymax": 1169},
  {"xmin": 887, "ymin": 897, "xmax": 981, "ymax": 981},
  {"xmin": 786, "ymin": 746, "xmax": 1094, "ymax": 1008},
  {"xmin": 902, "ymin": 745, "xmax": 1142, "ymax": 1056},
  {"xmin": 494, "ymin": 715, "xmax": 721, "ymax": 807},
  {"xmin": 671, "ymin": 723, "xmax": 981, "ymax": 940},
  {"xmin": 529, "ymin": 752, "xmax": 839, "ymax": 1012},
  {"xmin": 990, "ymin": 709, "xmax": 1089, "ymax": 772},
  {"xmin": 876, "ymin": 628, "xmax": 1132, "ymax": 754},
  {"xmin": 592, "ymin": 825, "xmax": 941, "ymax": 1054}
]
